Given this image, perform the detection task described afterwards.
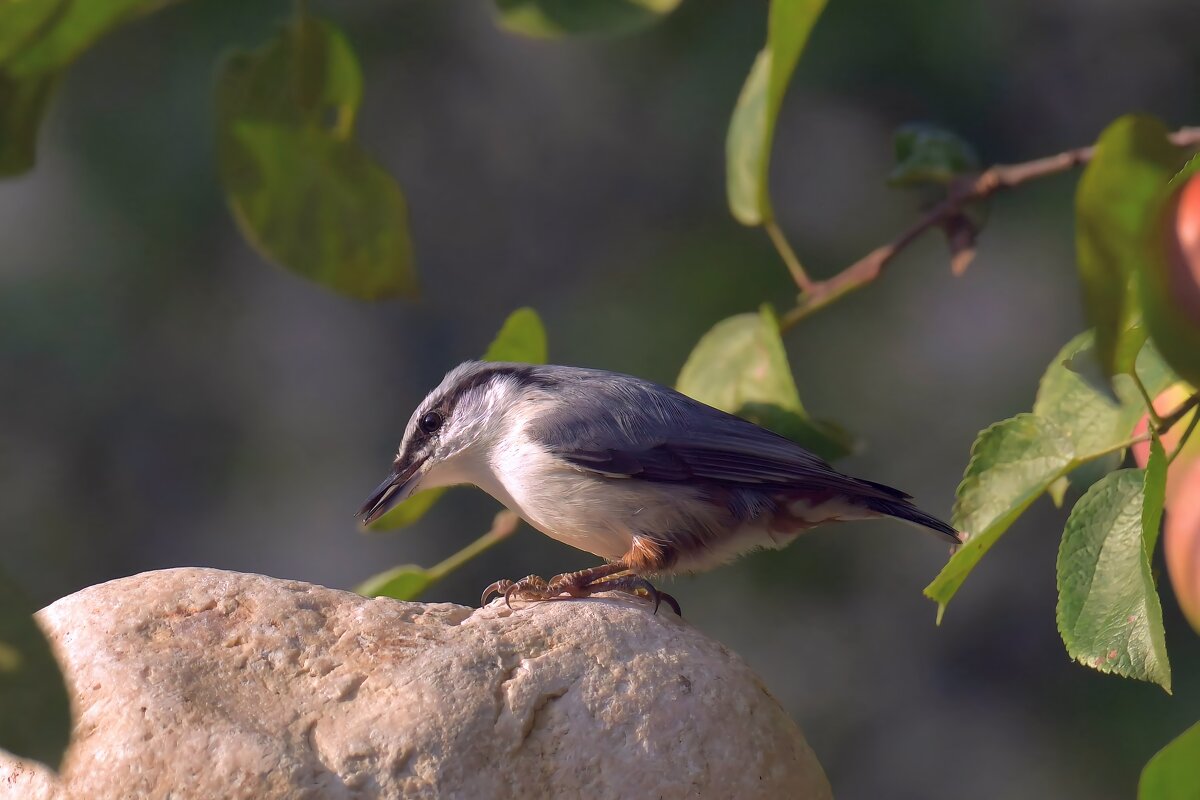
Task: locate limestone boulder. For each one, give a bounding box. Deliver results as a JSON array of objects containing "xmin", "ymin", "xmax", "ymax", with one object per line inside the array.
[{"xmin": 0, "ymin": 568, "xmax": 831, "ymax": 799}]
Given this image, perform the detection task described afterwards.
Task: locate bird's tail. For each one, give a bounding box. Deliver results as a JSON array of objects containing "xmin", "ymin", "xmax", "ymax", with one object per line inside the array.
[{"xmin": 861, "ymin": 497, "xmax": 962, "ymax": 543}]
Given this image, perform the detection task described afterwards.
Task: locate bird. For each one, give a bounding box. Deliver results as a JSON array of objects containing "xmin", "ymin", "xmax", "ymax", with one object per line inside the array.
[{"xmin": 356, "ymin": 361, "xmax": 961, "ymax": 614}]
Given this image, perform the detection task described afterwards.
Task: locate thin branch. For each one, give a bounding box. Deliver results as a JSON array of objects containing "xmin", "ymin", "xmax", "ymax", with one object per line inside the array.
[
  {"xmin": 1131, "ymin": 371, "xmax": 1163, "ymax": 426},
  {"xmin": 426, "ymin": 510, "xmax": 520, "ymax": 582},
  {"xmin": 764, "ymin": 219, "xmax": 813, "ymax": 292},
  {"xmin": 1169, "ymin": 409, "xmax": 1200, "ymax": 465},
  {"xmin": 778, "ymin": 126, "xmax": 1200, "ymax": 331}
]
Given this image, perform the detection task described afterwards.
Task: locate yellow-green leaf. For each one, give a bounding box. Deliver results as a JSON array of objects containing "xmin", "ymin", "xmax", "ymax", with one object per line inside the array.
[
  {"xmin": 1075, "ymin": 115, "xmax": 1183, "ymax": 380},
  {"xmin": 355, "ymin": 564, "xmax": 433, "ymax": 601},
  {"xmin": 725, "ymin": 0, "xmax": 827, "ymax": 226},
  {"xmin": 677, "ymin": 305, "xmax": 851, "ymax": 460},
  {"xmin": 925, "ymin": 414, "xmax": 1076, "ymax": 620},
  {"xmin": 492, "ymin": 0, "xmax": 681, "ymax": 38},
  {"xmin": 482, "ymin": 307, "xmax": 547, "ymax": 364},
  {"xmin": 216, "ymin": 18, "xmax": 415, "ymax": 300},
  {"xmin": 1140, "ymin": 722, "xmax": 1200, "ymax": 800}
]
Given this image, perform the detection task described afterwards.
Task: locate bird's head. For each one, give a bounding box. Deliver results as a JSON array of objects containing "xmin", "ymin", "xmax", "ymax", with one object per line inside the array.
[{"xmin": 356, "ymin": 361, "xmax": 546, "ymax": 525}]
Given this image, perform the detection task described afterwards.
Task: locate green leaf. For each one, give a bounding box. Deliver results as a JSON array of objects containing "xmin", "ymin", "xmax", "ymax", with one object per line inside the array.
[
  {"xmin": 369, "ymin": 308, "xmax": 548, "ymax": 531},
  {"xmin": 1034, "ymin": 332, "xmax": 1127, "ymax": 459},
  {"xmin": 1144, "ymin": 434, "xmax": 1167, "ymax": 555},
  {"xmin": 725, "ymin": 0, "xmax": 827, "ymax": 226},
  {"xmin": 492, "ymin": 0, "xmax": 681, "ymax": 38},
  {"xmin": 482, "ymin": 307, "xmax": 548, "ymax": 364},
  {"xmin": 1139, "ymin": 722, "xmax": 1200, "ymax": 800},
  {"xmin": 1075, "ymin": 115, "xmax": 1183, "ymax": 380},
  {"xmin": 925, "ymin": 414, "xmax": 1076, "ymax": 619},
  {"xmin": 677, "ymin": 305, "xmax": 851, "ymax": 460},
  {"xmin": 355, "ymin": 564, "xmax": 434, "ymax": 601},
  {"xmin": 887, "ymin": 123, "xmax": 980, "ymax": 188},
  {"xmin": 1056, "ymin": 468, "xmax": 1170, "ymax": 691},
  {"xmin": 367, "ymin": 486, "xmax": 447, "ymax": 532},
  {"xmin": 0, "ymin": 70, "xmax": 58, "ymax": 176},
  {"xmin": 1139, "ymin": 155, "xmax": 1200, "ymax": 388},
  {"xmin": 0, "ymin": 569, "xmax": 71, "ymax": 771},
  {"xmin": 0, "ymin": 0, "xmax": 66, "ymax": 64},
  {"xmin": 3, "ymin": 0, "xmax": 175, "ymax": 77},
  {"xmin": 216, "ymin": 18, "xmax": 416, "ymax": 300}
]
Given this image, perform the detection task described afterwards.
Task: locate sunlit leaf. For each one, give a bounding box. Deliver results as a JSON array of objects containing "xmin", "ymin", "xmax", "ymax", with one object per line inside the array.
[
  {"xmin": 216, "ymin": 17, "xmax": 416, "ymax": 300},
  {"xmin": 1056, "ymin": 465, "xmax": 1170, "ymax": 691},
  {"xmin": 1140, "ymin": 722, "xmax": 1200, "ymax": 800},
  {"xmin": 492, "ymin": 0, "xmax": 681, "ymax": 38},
  {"xmin": 925, "ymin": 414, "xmax": 1076, "ymax": 619},
  {"xmin": 1075, "ymin": 115, "xmax": 1183, "ymax": 380},
  {"xmin": 725, "ymin": 0, "xmax": 827, "ymax": 226},
  {"xmin": 367, "ymin": 487, "xmax": 447, "ymax": 532},
  {"xmin": 677, "ymin": 305, "xmax": 851, "ymax": 460},
  {"xmin": 482, "ymin": 307, "xmax": 547, "ymax": 364},
  {"xmin": 0, "ymin": 569, "xmax": 71, "ymax": 771},
  {"xmin": 1140, "ymin": 157, "xmax": 1200, "ymax": 388},
  {"xmin": 887, "ymin": 123, "xmax": 980, "ymax": 188},
  {"xmin": 355, "ymin": 564, "xmax": 433, "ymax": 601}
]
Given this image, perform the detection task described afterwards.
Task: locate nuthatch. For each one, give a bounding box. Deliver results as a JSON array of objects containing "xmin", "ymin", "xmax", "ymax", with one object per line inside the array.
[{"xmin": 357, "ymin": 362, "xmax": 960, "ymax": 613}]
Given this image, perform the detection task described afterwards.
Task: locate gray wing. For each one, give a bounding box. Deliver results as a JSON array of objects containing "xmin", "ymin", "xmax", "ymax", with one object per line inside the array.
[{"xmin": 526, "ymin": 367, "xmax": 908, "ymax": 502}]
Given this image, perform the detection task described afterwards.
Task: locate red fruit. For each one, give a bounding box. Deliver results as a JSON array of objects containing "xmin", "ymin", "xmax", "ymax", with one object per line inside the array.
[
  {"xmin": 1165, "ymin": 459, "xmax": 1200, "ymax": 634},
  {"xmin": 1131, "ymin": 384, "xmax": 1200, "ymax": 499}
]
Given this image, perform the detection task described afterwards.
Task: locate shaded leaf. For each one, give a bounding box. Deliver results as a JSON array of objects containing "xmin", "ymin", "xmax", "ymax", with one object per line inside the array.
[
  {"xmin": 1075, "ymin": 115, "xmax": 1183, "ymax": 380},
  {"xmin": 1056, "ymin": 468, "xmax": 1170, "ymax": 691},
  {"xmin": 0, "ymin": 569, "xmax": 71, "ymax": 771},
  {"xmin": 0, "ymin": 70, "xmax": 58, "ymax": 176},
  {"xmin": 482, "ymin": 307, "xmax": 548, "ymax": 364},
  {"xmin": 726, "ymin": 0, "xmax": 827, "ymax": 225},
  {"xmin": 492, "ymin": 0, "xmax": 681, "ymax": 38},
  {"xmin": 925, "ymin": 414, "xmax": 1076, "ymax": 619},
  {"xmin": 677, "ymin": 305, "xmax": 851, "ymax": 460},
  {"xmin": 3, "ymin": 0, "xmax": 176, "ymax": 77},
  {"xmin": 355, "ymin": 564, "xmax": 433, "ymax": 601},
  {"xmin": 216, "ymin": 18, "xmax": 416, "ymax": 300},
  {"xmin": 369, "ymin": 309, "xmax": 548, "ymax": 530},
  {"xmin": 1139, "ymin": 156, "xmax": 1200, "ymax": 388},
  {"xmin": 887, "ymin": 123, "xmax": 980, "ymax": 188},
  {"xmin": 1139, "ymin": 722, "xmax": 1200, "ymax": 800}
]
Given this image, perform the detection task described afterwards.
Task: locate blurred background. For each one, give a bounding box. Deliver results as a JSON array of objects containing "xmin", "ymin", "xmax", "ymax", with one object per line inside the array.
[{"xmin": 3, "ymin": 0, "xmax": 1200, "ymax": 796}]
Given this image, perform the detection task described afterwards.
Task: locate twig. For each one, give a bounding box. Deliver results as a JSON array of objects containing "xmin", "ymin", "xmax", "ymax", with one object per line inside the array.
[
  {"xmin": 778, "ymin": 126, "xmax": 1200, "ymax": 331},
  {"xmin": 764, "ymin": 219, "xmax": 813, "ymax": 291}
]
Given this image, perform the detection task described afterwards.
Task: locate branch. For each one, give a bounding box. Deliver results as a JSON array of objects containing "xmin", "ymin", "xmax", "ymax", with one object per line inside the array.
[{"xmin": 778, "ymin": 126, "xmax": 1200, "ymax": 331}]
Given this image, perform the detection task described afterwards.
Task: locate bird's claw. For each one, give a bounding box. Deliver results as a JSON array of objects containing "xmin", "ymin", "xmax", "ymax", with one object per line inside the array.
[{"xmin": 479, "ymin": 571, "xmax": 682, "ymax": 616}]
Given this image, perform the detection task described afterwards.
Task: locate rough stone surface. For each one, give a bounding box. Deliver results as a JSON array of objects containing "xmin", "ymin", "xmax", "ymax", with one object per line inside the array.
[{"xmin": 0, "ymin": 568, "xmax": 831, "ymax": 799}]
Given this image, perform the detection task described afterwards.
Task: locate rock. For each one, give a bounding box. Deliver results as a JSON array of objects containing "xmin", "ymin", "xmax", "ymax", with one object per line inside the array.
[{"xmin": 0, "ymin": 568, "xmax": 831, "ymax": 799}]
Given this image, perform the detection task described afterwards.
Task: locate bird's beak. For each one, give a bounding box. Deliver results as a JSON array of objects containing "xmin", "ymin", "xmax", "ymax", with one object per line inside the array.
[{"xmin": 356, "ymin": 457, "xmax": 427, "ymax": 525}]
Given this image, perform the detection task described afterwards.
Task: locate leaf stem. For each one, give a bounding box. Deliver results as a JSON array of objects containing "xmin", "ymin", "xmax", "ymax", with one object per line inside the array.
[
  {"xmin": 1158, "ymin": 392, "xmax": 1200, "ymax": 433},
  {"xmin": 426, "ymin": 510, "xmax": 520, "ymax": 582},
  {"xmin": 764, "ymin": 219, "xmax": 814, "ymax": 292},
  {"xmin": 778, "ymin": 126, "xmax": 1200, "ymax": 329},
  {"xmin": 1169, "ymin": 407, "xmax": 1200, "ymax": 465},
  {"xmin": 1131, "ymin": 371, "xmax": 1163, "ymax": 426}
]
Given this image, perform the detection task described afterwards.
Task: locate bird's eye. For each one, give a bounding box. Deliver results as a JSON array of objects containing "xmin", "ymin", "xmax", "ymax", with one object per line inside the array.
[{"xmin": 419, "ymin": 411, "xmax": 444, "ymax": 434}]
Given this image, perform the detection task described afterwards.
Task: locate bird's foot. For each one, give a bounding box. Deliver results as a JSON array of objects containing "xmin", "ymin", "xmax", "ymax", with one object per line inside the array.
[{"xmin": 480, "ymin": 568, "xmax": 681, "ymax": 616}]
